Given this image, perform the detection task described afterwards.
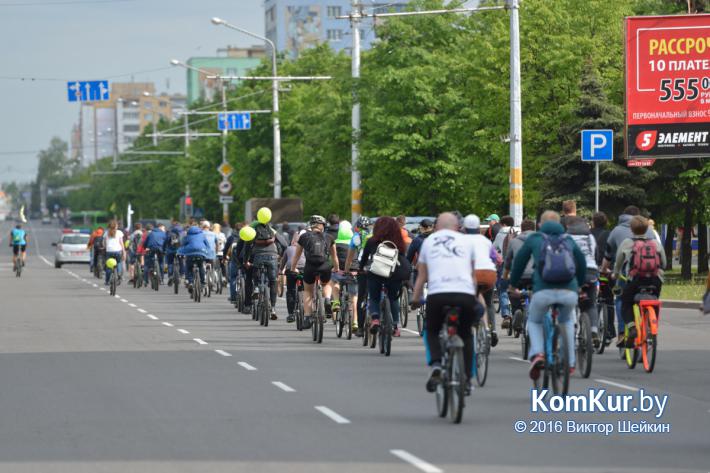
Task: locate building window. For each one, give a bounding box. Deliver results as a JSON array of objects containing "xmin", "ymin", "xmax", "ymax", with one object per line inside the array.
[
  {"xmin": 123, "ymin": 124, "xmax": 140, "ymax": 132},
  {"xmin": 266, "ymin": 6, "xmax": 275, "ymax": 22},
  {"xmin": 327, "ymin": 29, "xmax": 343, "ymax": 41},
  {"xmin": 327, "ymin": 6, "xmax": 342, "ymax": 18},
  {"xmin": 122, "ymin": 111, "xmax": 139, "ymax": 120}
]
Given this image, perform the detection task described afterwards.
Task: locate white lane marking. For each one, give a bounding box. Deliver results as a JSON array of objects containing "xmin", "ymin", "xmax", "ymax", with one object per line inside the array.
[
  {"xmin": 596, "ymin": 379, "xmax": 640, "ymax": 392},
  {"xmin": 272, "ymin": 381, "xmax": 296, "ymax": 392},
  {"xmin": 390, "ymin": 450, "xmax": 442, "ymax": 473},
  {"xmin": 39, "ymin": 256, "xmax": 52, "ymax": 266},
  {"xmin": 146, "ymin": 314, "xmax": 159, "ymax": 320},
  {"xmin": 137, "ymin": 308, "xmax": 147, "ymax": 314},
  {"xmin": 509, "ymin": 356, "xmax": 527, "ymax": 363},
  {"xmin": 193, "ymin": 338, "xmax": 208, "ymax": 345},
  {"xmin": 162, "ymin": 322, "xmax": 174, "ymax": 327},
  {"xmin": 315, "ymin": 406, "xmax": 351, "ymax": 424},
  {"xmin": 100, "ymin": 287, "xmax": 106, "ymax": 291},
  {"xmin": 128, "ymin": 303, "xmax": 137, "ymax": 308},
  {"xmin": 237, "ymin": 361, "xmax": 257, "ymax": 371},
  {"xmin": 116, "ymin": 296, "xmax": 122, "ymax": 300},
  {"xmin": 402, "ymin": 328, "xmax": 420, "ymax": 336},
  {"xmin": 177, "ymin": 329, "xmax": 190, "ymax": 335},
  {"xmin": 92, "ymin": 283, "xmax": 98, "ymax": 288},
  {"xmin": 215, "ymin": 349, "xmax": 232, "ymax": 357}
]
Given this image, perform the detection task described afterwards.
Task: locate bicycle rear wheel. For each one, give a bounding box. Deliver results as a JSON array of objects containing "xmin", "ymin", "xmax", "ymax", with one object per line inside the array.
[
  {"xmin": 173, "ymin": 265, "xmax": 180, "ymax": 295},
  {"xmin": 596, "ymin": 303, "xmax": 607, "ymax": 354},
  {"xmin": 400, "ymin": 290, "xmax": 409, "ymax": 328},
  {"xmin": 576, "ymin": 311, "xmax": 593, "ymax": 378},
  {"xmin": 362, "ymin": 318, "xmax": 370, "ymax": 346},
  {"xmin": 417, "ymin": 307, "xmax": 424, "ymax": 336},
  {"xmin": 336, "ymin": 295, "xmax": 345, "ymax": 338},
  {"xmin": 641, "ymin": 308, "xmax": 657, "ymax": 373},
  {"xmin": 109, "ymin": 271, "xmax": 117, "ymax": 296},
  {"xmin": 449, "ymin": 346, "xmax": 465, "ymax": 424},
  {"xmin": 550, "ymin": 324, "xmax": 570, "ymax": 396},
  {"xmin": 296, "ymin": 291, "xmax": 304, "ymax": 331},
  {"xmin": 435, "ymin": 364, "xmax": 448, "ymax": 418},
  {"xmin": 475, "ymin": 325, "xmax": 489, "ymax": 387}
]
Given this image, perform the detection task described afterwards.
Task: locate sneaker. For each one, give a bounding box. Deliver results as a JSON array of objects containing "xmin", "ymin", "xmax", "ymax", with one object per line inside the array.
[
  {"xmin": 243, "ymin": 305, "xmax": 252, "ymax": 315},
  {"xmin": 287, "ymin": 314, "xmax": 295, "ymax": 323},
  {"xmin": 465, "ymin": 379, "xmax": 473, "ymax": 396},
  {"xmin": 591, "ymin": 331, "xmax": 601, "ymax": 349},
  {"xmin": 331, "ymin": 299, "xmax": 341, "ymax": 313},
  {"xmin": 426, "ymin": 366, "xmax": 442, "ymax": 392},
  {"xmin": 625, "ymin": 326, "xmax": 637, "ymax": 348},
  {"xmin": 393, "ymin": 326, "xmax": 401, "ymax": 337},
  {"xmin": 529, "ymin": 353, "xmax": 545, "ymax": 380},
  {"xmin": 270, "ymin": 311, "xmax": 278, "ymax": 321},
  {"xmin": 325, "ymin": 298, "xmax": 332, "ymax": 318},
  {"xmin": 303, "ymin": 316, "xmax": 313, "ymax": 329},
  {"xmin": 490, "ymin": 330, "xmax": 499, "ymax": 347},
  {"xmin": 356, "ymin": 328, "xmax": 364, "ymax": 338},
  {"xmin": 370, "ymin": 318, "xmax": 380, "ymax": 334},
  {"xmin": 501, "ymin": 317, "xmax": 511, "ymax": 330}
]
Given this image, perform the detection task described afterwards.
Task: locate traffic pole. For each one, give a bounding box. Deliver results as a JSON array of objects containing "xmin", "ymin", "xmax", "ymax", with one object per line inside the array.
[
  {"xmin": 595, "ymin": 162, "xmax": 599, "ymax": 212},
  {"xmin": 350, "ymin": 0, "xmax": 362, "ymax": 223},
  {"xmin": 221, "ymin": 82, "xmax": 230, "ymax": 225},
  {"xmin": 508, "ymin": 0, "xmax": 523, "ymax": 226}
]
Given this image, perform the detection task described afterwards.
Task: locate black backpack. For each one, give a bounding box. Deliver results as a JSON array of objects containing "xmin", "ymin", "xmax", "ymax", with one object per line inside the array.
[
  {"xmin": 169, "ymin": 232, "xmax": 180, "ymax": 249},
  {"xmin": 94, "ymin": 234, "xmax": 105, "ymax": 251},
  {"xmin": 304, "ymin": 232, "xmax": 328, "ymax": 265}
]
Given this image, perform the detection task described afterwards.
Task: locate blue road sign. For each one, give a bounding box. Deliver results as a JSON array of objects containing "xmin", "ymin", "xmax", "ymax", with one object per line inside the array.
[
  {"xmin": 218, "ymin": 112, "xmax": 251, "ymax": 131},
  {"xmin": 581, "ymin": 130, "xmax": 614, "ymax": 162},
  {"xmin": 67, "ymin": 81, "xmax": 110, "ymax": 102}
]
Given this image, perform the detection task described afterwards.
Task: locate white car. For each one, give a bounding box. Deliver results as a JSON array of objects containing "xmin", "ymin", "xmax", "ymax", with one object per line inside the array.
[{"xmin": 53, "ymin": 232, "xmax": 90, "ymax": 268}]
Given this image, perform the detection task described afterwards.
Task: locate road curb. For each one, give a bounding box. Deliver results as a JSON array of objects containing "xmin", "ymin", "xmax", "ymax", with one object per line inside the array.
[{"xmin": 661, "ymin": 299, "xmax": 702, "ymax": 310}]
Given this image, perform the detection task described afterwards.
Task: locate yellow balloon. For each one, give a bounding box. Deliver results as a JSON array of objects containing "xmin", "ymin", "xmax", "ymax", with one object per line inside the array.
[
  {"xmin": 239, "ymin": 225, "xmax": 256, "ymax": 242},
  {"xmin": 257, "ymin": 207, "xmax": 272, "ymax": 224},
  {"xmin": 106, "ymin": 258, "xmax": 117, "ymax": 269}
]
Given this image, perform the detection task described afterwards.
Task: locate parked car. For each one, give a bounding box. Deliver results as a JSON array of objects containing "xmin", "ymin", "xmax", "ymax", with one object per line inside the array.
[
  {"xmin": 41, "ymin": 216, "xmax": 52, "ymax": 225},
  {"xmin": 53, "ymin": 231, "xmax": 90, "ymax": 268}
]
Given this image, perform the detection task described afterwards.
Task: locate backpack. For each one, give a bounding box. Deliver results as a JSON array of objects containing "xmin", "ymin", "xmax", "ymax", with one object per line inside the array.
[
  {"xmin": 303, "ymin": 231, "xmax": 329, "ymax": 265},
  {"xmin": 169, "ymin": 232, "xmax": 180, "ymax": 249},
  {"xmin": 94, "ymin": 234, "xmax": 105, "ymax": 251},
  {"xmin": 538, "ymin": 233, "xmax": 576, "ymax": 283},
  {"xmin": 628, "ymin": 238, "xmax": 661, "ymax": 279},
  {"xmin": 367, "ymin": 241, "xmax": 399, "ymax": 278},
  {"xmin": 502, "ymin": 228, "xmax": 519, "ymax": 258}
]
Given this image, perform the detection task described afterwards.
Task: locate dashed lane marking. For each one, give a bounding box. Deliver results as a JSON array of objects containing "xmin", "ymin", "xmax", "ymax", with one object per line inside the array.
[
  {"xmin": 390, "ymin": 450, "xmax": 442, "ymax": 473},
  {"xmin": 237, "ymin": 362, "xmax": 257, "ymax": 371},
  {"xmin": 162, "ymin": 322, "xmax": 174, "ymax": 327},
  {"xmin": 137, "ymin": 308, "xmax": 147, "ymax": 314},
  {"xmin": 314, "ymin": 406, "xmax": 350, "ymax": 424},
  {"xmin": 193, "ymin": 338, "xmax": 208, "ymax": 345},
  {"xmin": 177, "ymin": 329, "xmax": 190, "ymax": 335},
  {"xmin": 128, "ymin": 303, "xmax": 137, "ymax": 308},
  {"xmin": 595, "ymin": 379, "xmax": 639, "ymax": 392},
  {"xmin": 215, "ymin": 349, "xmax": 232, "ymax": 357},
  {"xmin": 272, "ymin": 381, "xmax": 296, "ymax": 392},
  {"xmin": 146, "ymin": 314, "xmax": 159, "ymax": 320}
]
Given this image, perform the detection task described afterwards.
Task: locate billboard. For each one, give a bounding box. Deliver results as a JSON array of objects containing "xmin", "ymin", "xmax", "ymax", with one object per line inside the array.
[{"xmin": 625, "ymin": 14, "xmax": 710, "ymax": 159}]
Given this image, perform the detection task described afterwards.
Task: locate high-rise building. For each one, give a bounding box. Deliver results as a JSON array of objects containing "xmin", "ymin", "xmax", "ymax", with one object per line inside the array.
[
  {"xmin": 264, "ymin": 0, "xmax": 412, "ymax": 59},
  {"xmin": 186, "ymin": 46, "xmax": 267, "ymax": 104}
]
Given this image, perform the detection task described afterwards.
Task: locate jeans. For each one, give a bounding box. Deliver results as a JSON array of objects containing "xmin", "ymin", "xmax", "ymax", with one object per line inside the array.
[
  {"xmin": 185, "ymin": 256, "xmax": 205, "ymax": 284},
  {"xmin": 527, "ymin": 289, "xmax": 577, "ymax": 365},
  {"xmin": 496, "ymin": 267, "xmax": 511, "ymax": 317},
  {"xmin": 228, "ymin": 259, "xmax": 239, "ymax": 302},
  {"xmin": 614, "ymin": 279, "xmax": 627, "ymax": 334},
  {"xmin": 366, "ymin": 274, "xmax": 401, "ymax": 325},
  {"xmin": 104, "ymin": 251, "xmax": 122, "ymax": 285},
  {"xmin": 144, "ymin": 250, "xmax": 164, "ymax": 284},
  {"xmin": 252, "ymin": 254, "xmax": 278, "ymax": 307},
  {"xmin": 166, "ymin": 252, "xmax": 184, "ymax": 278}
]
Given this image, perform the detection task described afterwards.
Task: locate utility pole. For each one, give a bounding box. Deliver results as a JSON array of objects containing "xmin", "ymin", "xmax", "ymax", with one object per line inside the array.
[
  {"xmin": 351, "ymin": 0, "xmax": 362, "ymax": 222},
  {"xmin": 221, "ymin": 81, "xmax": 230, "ymax": 225},
  {"xmin": 93, "ymin": 105, "xmax": 98, "ymax": 163},
  {"xmin": 508, "ymin": 0, "xmax": 523, "ymax": 226}
]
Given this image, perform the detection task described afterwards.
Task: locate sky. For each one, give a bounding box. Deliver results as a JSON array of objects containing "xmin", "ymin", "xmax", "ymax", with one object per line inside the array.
[{"xmin": 0, "ymin": 0, "xmax": 264, "ymax": 184}]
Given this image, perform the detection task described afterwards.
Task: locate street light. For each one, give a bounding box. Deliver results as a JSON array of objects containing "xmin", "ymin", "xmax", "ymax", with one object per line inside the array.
[
  {"xmin": 211, "ymin": 16, "xmax": 282, "ymax": 199},
  {"xmin": 142, "ymin": 91, "xmax": 158, "ymax": 146}
]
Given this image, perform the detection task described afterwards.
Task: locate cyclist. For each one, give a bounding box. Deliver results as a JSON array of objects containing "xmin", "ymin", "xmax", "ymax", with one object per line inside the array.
[
  {"xmin": 166, "ymin": 220, "xmax": 184, "ymax": 286},
  {"xmin": 87, "ymin": 226, "xmax": 105, "ymax": 274},
  {"xmin": 213, "ymin": 222, "xmax": 227, "ymax": 280},
  {"xmin": 344, "ymin": 216, "xmax": 373, "ymax": 337},
  {"xmin": 510, "ymin": 210, "xmax": 587, "ymax": 380},
  {"xmin": 10, "ymin": 223, "xmax": 28, "ymax": 270},
  {"xmin": 412, "ymin": 212, "xmax": 482, "ymax": 395},
  {"xmin": 104, "ymin": 220, "xmax": 126, "ymax": 286},
  {"xmin": 144, "ymin": 223, "xmax": 167, "ymax": 285},
  {"xmin": 244, "ymin": 208, "xmax": 280, "ymax": 321},
  {"xmin": 359, "ymin": 216, "xmax": 408, "ymax": 337},
  {"xmin": 280, "ymin": 229, "xmax": 306, "ymax": 323},
  {"xmin": 406, "ymin": 219, "xmax": 434, "ymax": 299},
  {"xmin": 291, "ymin": 215, "xmax": 340, "ymax": 329},
  {"xmin": 225, "ymin": 222, "xmax": 244, "ymax": 304},
  {"xmin": 463, "ymin": 214, "xmax": 499, "ymax": 346},
  {"xmin": 484, "ymin": 214, "xmax": 501, "ymax": 242},
  {"xmin": 591, "ymin": 211, "xmax": 615, "ymax": 341},
  {"xmin": 492, "ymin": 215, "xmax": 515, "ymax": 331},
  {"xmin": 179, "ymin": 224, "xmax": 211, "ymax": 290},
  {"xmin": 126, "ymin": 223, "xmax": 143, "ymax": 284},
  {"xmin": 612, "ymin": 216, "xmax": 666, "ymax": 347},
  {"xmin": 397, "ymin": 214, "xmax": 412, "ymax": 247},
  {"xmin": 503, "ymin": 219, "xmax": 536, "ymax": 333},
  {"xmin": 331, "ymin": 220, "xmax": 356, "ymax": 321}
]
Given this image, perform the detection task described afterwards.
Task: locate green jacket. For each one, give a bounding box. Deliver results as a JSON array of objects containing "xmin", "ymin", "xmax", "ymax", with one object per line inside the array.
[{"xmin": 510, "ymin": 221, "xmax": 587, "ymax": 292}]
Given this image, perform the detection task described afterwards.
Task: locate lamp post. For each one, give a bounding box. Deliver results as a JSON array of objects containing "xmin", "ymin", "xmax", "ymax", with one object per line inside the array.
[{"xmin": 211, "ymin": 17, "xmax": 282, "ymax": 199}]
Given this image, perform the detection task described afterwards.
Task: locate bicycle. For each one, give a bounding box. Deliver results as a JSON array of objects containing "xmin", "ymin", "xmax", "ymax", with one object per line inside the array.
[
  {"xmin": 133, "ymin": 259, "xmax": 143, "ymax": 289},
  {"xmin": 336, "ymin": 274, "xmax": 355, "ymax": 340},
  {"xmin": 434, "ymin": 306, "xmax": 467, "ymax": 424},
  {"xmin": 624, "ymin": 285, "xmax": 661, "ymax": 373},
  {"xmin": 188, "ymin": 257, "xmax": 204, "ymax": 303},
  {"xmin": 532, "ymin": 304, "xmax": 570, "ymax": 397},
  {"xmin": 293, "ymin": 273, "xmax": 305, "ymax": 331},
  {"xmin": 233, "ymin": 267, "xmax": 246, "ymax": 313},
  {"xmin": 147, "ymin": 251, "xmax": 161, "ymax": 292},
  {"xmin": 171, "ymin": 255, "xmax": 181, "ymax": 295},
  {"xmin": 377, "ymin": 286, "xmax": 395, "ymax": 357},
  {"xmin": 14, "ymin": 257, "xmax": 22, "ymax": 278},
  {"xmin": 473, "ymin": 321, "xmax": 490, "ymax": 387},
  {"xmin": 399, "ymin": 284, "xmax": 409, "ymax": 328},
  {"xmin": 596, "ymin": 276, "xmax": 613, "ymax": 355},
  {"xmin": 416, "ymin": 283, "xmax": 427, "ymax": 337},
  {"xmin": 253, "ymin": 262, "xmax": 272, "ymax": 327},
  {"xmin": 511, "ymin": 287, "xmax": 531, "ymax": 359},
  {"xmin": 108, "ymin": 261, "xmax": 118, "ymax": 296},
  {"xmin": 311, "ymin": 276, "xmax": 325, "ymax": 343},
  {"xmin": 93, "ymin": 253, "xmax": 105, "ymax": 280},
  {"xmin": 575, "ymin": 285, "xmax": 594, "ymax": 379}
]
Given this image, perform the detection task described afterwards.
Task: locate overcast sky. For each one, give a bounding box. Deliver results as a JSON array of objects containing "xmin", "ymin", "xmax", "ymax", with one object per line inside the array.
[{"xmin": 0, "ymin": 0, "xmax": 264, "ymax": 184}]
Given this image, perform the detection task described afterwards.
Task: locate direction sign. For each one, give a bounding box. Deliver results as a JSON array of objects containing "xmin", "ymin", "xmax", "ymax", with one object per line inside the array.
[
  {"xmin": 218, "ymin": 180, "xmax": 233, "ymax": 195},
  {"xmin": 219, "ymin": 195, "xmax": 234, "ymax": 204},
  {"xmin": 627, "ymin": 159, "xmax": 656, "ymax": 168},
  {"xmin": 581, "ymin": 130, "xmax": 614, "ymax": 162},
  {"xmin": 67, "ymin": 80, "xmax": 110, "ymax": 102},
  {"xmin": 218, "ymin": 112, "xmax": 251, "ymax": 131},
  {"xmin": 217, "ymin": 162, "xmax": 234, "ymax": 177}
]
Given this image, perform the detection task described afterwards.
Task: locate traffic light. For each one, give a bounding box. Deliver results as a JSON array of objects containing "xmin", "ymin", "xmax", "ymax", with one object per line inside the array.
[{"xmin": 185, "ymin": 195, "xmax": 193, "ymax": 218}]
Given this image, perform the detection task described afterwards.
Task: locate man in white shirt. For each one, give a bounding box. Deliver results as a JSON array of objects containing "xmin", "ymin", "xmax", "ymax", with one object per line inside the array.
[{"xmin": 412, "ymin": 212, "xmax": 483, "ymax": 395}]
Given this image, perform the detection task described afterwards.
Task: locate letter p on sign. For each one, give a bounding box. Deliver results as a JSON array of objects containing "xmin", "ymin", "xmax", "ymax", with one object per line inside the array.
[{"xmin": 581, "ymin": 130, "xmax": 614, "ymax": 162}]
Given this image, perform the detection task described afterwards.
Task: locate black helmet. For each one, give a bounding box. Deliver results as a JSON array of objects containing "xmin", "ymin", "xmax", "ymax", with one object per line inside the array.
[
  {"xmin": 309, "ymin": 215, "xmax": 327, "ymax": 226},
  {"xmin": 356, "ymin": 216, "xmax": 371, "ymax": 229}
]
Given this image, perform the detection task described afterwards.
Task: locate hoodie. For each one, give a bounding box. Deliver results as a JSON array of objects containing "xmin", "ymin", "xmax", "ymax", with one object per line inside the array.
[
  {"xmin": 504, "ymin": 230, "xmax": 534, "ymax": 279},
  {"xmin": 510, "ymin": 221, "xmax": 587, "ymax": 292},
  {"xmin": 565, "ymin": 217, "xmax": 598, "ymax": 273},
  {"xmin": 178, "ymin": 226, "xmax": 210, "ymax": 258},
  {"xmin": 144, "ymin": 228, "xmax": 167, "ymax": 252},
  {"xmin": 604, "ymin": 214, "xmax": 656, "ymax": 263}
]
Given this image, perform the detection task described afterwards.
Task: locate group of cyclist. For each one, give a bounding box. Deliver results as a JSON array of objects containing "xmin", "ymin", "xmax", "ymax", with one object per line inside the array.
[{"xmin": 79, "ymin": 200, "xmax": 666, "ymax": 396}]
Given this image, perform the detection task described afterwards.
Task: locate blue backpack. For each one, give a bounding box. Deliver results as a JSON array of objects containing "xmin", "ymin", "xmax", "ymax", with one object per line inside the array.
[{"xmin": 538, "ymin": 233, "xmax": 576, "ymax": 283}]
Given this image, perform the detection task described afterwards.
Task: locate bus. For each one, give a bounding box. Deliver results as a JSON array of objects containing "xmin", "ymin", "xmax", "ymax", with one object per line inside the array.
[{"xmin": 64, "ymin": 210, "xmax": 111, "ymax": 232}]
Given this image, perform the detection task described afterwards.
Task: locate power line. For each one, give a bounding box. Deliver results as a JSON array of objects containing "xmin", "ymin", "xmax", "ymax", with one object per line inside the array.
[{"xmin": 0, "ymin": 0, "xmax": 134, "ymax": 6}]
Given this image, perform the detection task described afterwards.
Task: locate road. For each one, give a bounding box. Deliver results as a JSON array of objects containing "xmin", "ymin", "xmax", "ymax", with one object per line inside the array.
[{"xmin": 0, "ymin": 221, "xmax": 708, "ymax": 472}]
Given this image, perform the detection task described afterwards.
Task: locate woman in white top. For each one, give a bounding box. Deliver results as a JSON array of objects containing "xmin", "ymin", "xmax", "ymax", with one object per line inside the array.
[
  {"xmin": 212, "ymin": 223, "xmax": 227, "ymax": 277},
  {"xmin": 104, "ymin": 220, "xmax": 126, "ymax": 285}
]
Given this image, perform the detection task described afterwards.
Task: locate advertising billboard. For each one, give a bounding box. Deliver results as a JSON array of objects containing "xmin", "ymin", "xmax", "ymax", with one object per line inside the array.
[{"xmin": 625, "ymin": 14, "xmax": 710, "ymax": 159}]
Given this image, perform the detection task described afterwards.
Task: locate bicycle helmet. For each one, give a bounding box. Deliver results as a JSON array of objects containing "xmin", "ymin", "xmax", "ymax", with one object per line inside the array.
[
  {"xmin": 309, "ymin": 215, "xmax": 327, "ymax": 226},
  {"xmin": 355, "ymin": 216, "xmax": 371, "ymax": 229}
]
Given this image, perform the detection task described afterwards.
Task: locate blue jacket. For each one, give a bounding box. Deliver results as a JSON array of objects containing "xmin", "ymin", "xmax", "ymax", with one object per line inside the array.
[
  {"xmin": 165, "ymin": 225, "xmax": 184, "ymax": 254},
  {"xmin": 145, "ymin": 228, "xmax": 167, "ymax": 252},
  {"xmin": 178, "ymin": 226, "xmax": 210, "ymax": 257}
]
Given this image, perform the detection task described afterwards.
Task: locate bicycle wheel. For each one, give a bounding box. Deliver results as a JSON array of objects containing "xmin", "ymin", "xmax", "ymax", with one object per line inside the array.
[
  {"xmin": 344, "ymin": 299, "xmax": 353, "ymax": 340},
  {"xmin": 380, "ymin": 298, "xmax": 392, "ymax": 356},
  {"xmin": 173, "ymin": 265, "xmax": 180, "ymax": 295},
  {"xmin": 641, "ymin": 307, "xmax": 657, "ymax": 373},
  {"xmin": 596, "ymin": 303, "xmax": 607, "ymax": 355},
  {"xmin": 336, "ymin": 297, "xmax": 344, "ymax": 339},
  {"xmin": 475, "ymin": 325, "xmax": 489, "ymax": 387},
  {"xmin": 263, "ymin": 285, "xmax": 271, "ymax": 328},
  {"xmin": 550, "ymin": 324, "xmax": 570, "ymax": 396},
  {"xmin": 362, "ymin": 318, "xmax": 370, "ymax": 347},
  {"xmin": 296, "ymin": 291, "xmax": 304, "ymax": 331},
  {"xmin": 449, "ymin": 346, "xmax": 465, "ymax": 424},
  {"xmin": 576, "ymin": 311, "xmax": 593, "ymax": 379},
  {"xmin": 417, "ymin": 306, "xmax": 424, "ymax": 336},
  {"xmin": 400, "ymin": 290, "xmax": 409, "ymax": 328},
  {"xmin": 493, "ymin": 288, "xmax": 501, "ymax": 314},
  {"xmin": 521, "ymin": 313, "xmax": 529, "ymax": 359},
  {"xmin": 316, "ymin": 292, "xmax": 324, "ymax": 343},
  {"xmin": 109, "ymin": 271, "xmax": 116, "ymax": 296},
  {"xmin": 435, "ymin": 362, "xmax": 448, "ymax": 418},
  {"xmin": 16, "ymin": 260, "xmax": 22, "ymax": 278}
]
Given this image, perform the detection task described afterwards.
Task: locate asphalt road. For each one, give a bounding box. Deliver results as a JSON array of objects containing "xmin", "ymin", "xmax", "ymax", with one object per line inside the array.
[{"xmin": 0, "ymin": 221, "xmax": 708, "ymax": 472}]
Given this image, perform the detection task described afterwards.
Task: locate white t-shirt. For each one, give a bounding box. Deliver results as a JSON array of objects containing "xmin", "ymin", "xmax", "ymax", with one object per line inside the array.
[
  {"xmin": 418, "ymin": 229, "xmax": 476, "ymax": 296},
  {"xmin": 105, "ymin": 230, "xmax": 124, "ymax": 253},
  {"xmin": 470, "ymin": 234, "xmax": 496, "ymax": 271}
]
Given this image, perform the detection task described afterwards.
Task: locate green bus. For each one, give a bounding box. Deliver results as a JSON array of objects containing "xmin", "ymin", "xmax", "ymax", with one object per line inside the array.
[{"xmin": 65, "ymin": 210, "xmax": 111, "ymax": 231}]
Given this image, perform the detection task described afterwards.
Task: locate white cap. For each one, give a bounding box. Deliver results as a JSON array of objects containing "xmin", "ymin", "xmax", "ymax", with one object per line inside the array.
[
  {"xmin": 201, "ymin": 220, "xmax": 211, "ymax": 229},
  {"xmin": 463, "ymin": 214, "xmax": 480, "ymax": 230}
]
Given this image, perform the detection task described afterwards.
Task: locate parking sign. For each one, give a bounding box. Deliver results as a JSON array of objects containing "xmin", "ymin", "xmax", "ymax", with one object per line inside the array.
[{"xmin": 581, "ymin": 130, "xmax": 614, "ymax": 162}]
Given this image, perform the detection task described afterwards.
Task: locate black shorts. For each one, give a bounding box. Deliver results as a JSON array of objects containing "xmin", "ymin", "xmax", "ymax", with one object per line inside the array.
[
  {"xmin": 303, "ymin": 263, "xmax": 332, "ymax": 285},
  {"xmin": 12, "ymin": 244, "xmax": 26, "ymax": 255}
]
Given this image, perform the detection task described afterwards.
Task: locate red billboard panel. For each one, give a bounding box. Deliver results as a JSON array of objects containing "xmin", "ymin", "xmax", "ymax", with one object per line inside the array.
[{"xmin": 625, "ymin": 14, "xmax": 710, "ymax": 158}]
